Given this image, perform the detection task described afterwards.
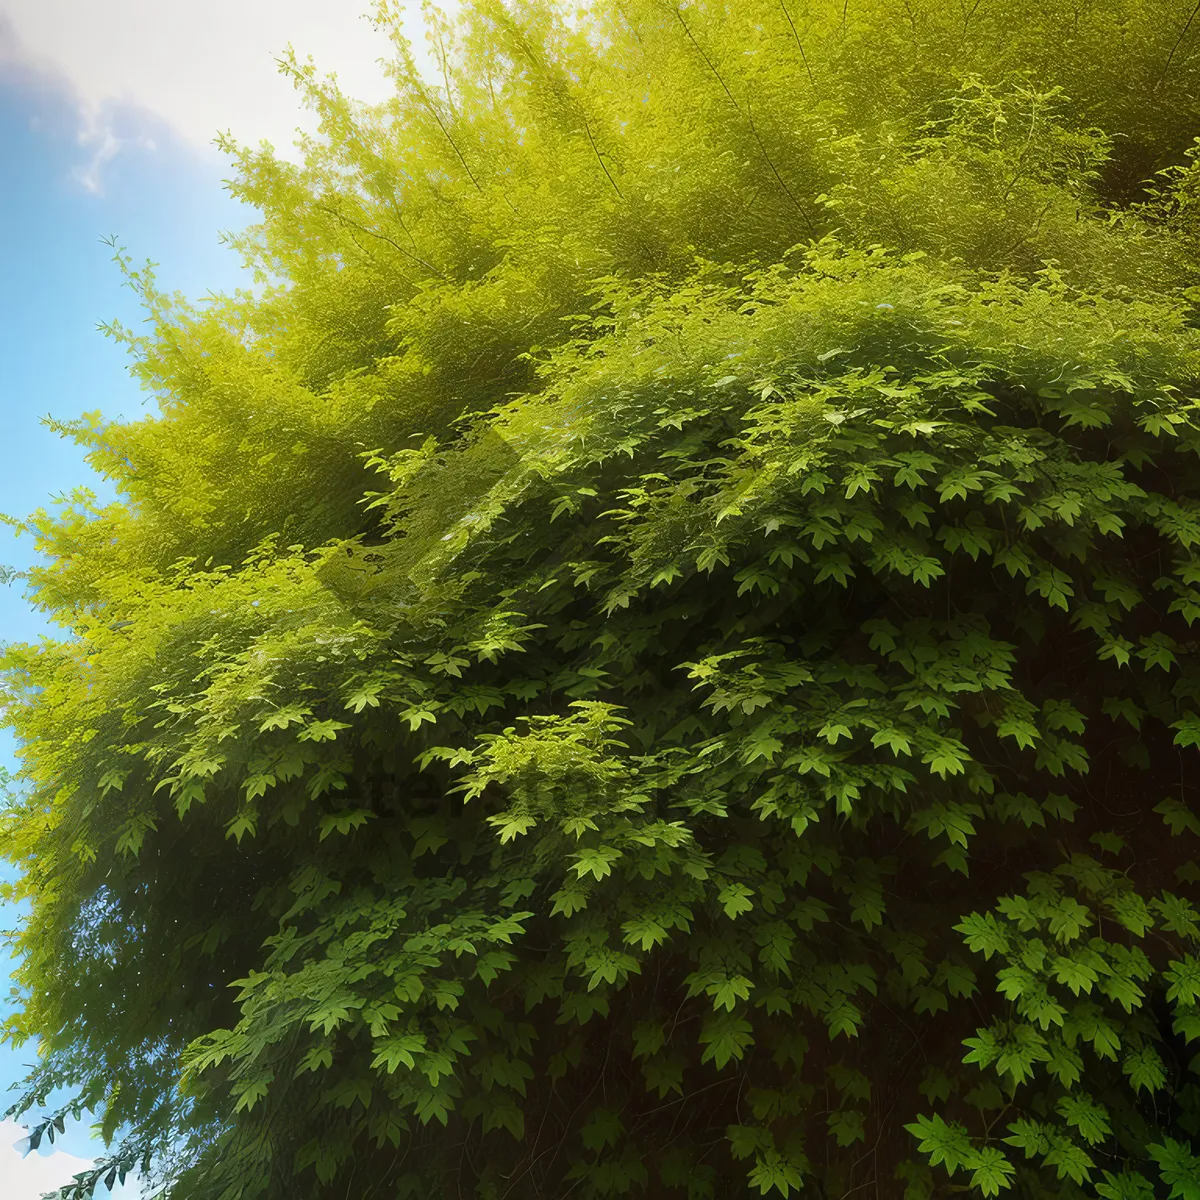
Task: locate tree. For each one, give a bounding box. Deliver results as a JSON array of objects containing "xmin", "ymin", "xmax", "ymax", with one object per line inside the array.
[{"xmin": 6, "ymin": 0, "xmax": 1200, "ymax": 1195}]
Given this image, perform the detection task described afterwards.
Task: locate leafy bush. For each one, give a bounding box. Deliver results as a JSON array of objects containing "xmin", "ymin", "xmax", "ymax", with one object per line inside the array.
[{"xmin": 6, "ymin": 1, "xmax": 1200, "ymax": 1196}]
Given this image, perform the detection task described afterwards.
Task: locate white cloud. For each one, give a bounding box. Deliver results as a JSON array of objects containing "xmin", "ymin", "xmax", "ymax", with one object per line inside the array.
[
  {"xmin": 0, "ymin": 0, "xmax": 452, "ymax": 186},
  {"xmin": 73, "ymin": 123, "xmax": 122, "ymax": 197},
  {"xmin": 0, "ymin": 1119, "xmax": 138, "ymax": 1200}
]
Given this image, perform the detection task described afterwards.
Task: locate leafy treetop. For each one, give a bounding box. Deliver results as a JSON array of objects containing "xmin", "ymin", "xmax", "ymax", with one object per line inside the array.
[{"xmin": 7, "ymin": 1, "xmax": 1200, "ymax": 1198}]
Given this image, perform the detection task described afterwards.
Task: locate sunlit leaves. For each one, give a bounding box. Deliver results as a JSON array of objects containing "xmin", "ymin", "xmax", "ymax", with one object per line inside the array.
[{"xmin": 6, "ymin": 1, "xmax": 1200, "ymax": 1198}]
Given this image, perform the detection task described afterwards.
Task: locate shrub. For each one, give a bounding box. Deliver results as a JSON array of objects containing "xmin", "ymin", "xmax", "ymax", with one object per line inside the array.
[{"xmin": 7, "ymin": 2, "xmax": 1200, "ymax": 1196}]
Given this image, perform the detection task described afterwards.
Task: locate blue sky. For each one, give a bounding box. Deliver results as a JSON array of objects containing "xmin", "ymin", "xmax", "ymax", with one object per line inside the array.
[
  {"xmin": 0, "ymin": 39, "xmax": 252, "ymax": 1200},
  {"xmin": 0, "ymin": 3, "xmax": 443, "ymax": 1195}
]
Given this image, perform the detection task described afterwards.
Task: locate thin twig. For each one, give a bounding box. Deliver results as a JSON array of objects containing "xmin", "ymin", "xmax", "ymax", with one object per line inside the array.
[
  {"xmin": 1155, "ymin": 0, "xmax": 1200, "ymax": 92},
  {"xmin": 747, "ymin": 98, "xmax": 818, "ymax": 236},
  {"xmin": 424, "ymin": 97, "xmax": 485, "ymax": 193},
  {"xmin": 672, "ymin": 6, "xmax": 817, "ymax": 236},
  {"xmin": 312, "ymin": 202, "xmax": 446, "ymax": 279},
  {"xmin": 779, "ymin": 0, "xmax": 818, "ymax": 91},
  {"xmin": 434, "ymin": 25, "xmax": 458, "ymax": 117},
  {"xmin": 582, "ymin": 113, "xmax": 625, "ymax": 199}
]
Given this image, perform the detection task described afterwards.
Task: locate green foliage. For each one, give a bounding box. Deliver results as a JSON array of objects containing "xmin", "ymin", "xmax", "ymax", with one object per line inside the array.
[{"xmin": 7, "ymin": 0, "xmax": 1200, "ymax": 1196}]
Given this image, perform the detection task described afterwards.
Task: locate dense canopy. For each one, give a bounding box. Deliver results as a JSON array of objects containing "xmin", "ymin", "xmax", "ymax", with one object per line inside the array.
[{"xmin": 7, "ymin": 0, "xmax": 1200, "ymax": 1197}]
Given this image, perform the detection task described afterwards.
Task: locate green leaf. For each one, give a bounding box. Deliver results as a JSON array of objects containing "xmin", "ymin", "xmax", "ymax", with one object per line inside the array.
[
  {"xmin": 718, "ymin": 882, "xmax": 755, "ymax": 919},
  {"xmin": 969, "ymin": 1146, "xmax": 1016, "ymax": 1197},
  {"xmin": 1057, "ymin": 1094, "xmax": 1111, "ymax": 1145},
  {"xmin": 748, "ymin": 1149, "xmax": 806, "ymax": 1196},
  {"xmin": 317, "ymin": 808, "xmax": 372, "ymax": 840},
  {"xmin": 905, "ymin": 1113, "xmax": 973, "ymax": 1174},
  {"xmin": 699, "ymin": 1014, "xmax": 755, "ymax": 1070},
  {"xmin": 1124, "ymin": 1045, "xmax": 1167, "ymax": 1094},
  {"xmin": 828, "ymin": 1109, "xmax": 866, "ymax": 1147},
  {"xmin": 371, "ymin": 1034, "xmax": 427, "ymax": 1074},
  {"xmin": 1148, "ymin": 1138, "xmax": 1200, "ymax": 1200},
  {"xmin": 570, "ymin": 844, "xmax": 623, "ymax": 881}
]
